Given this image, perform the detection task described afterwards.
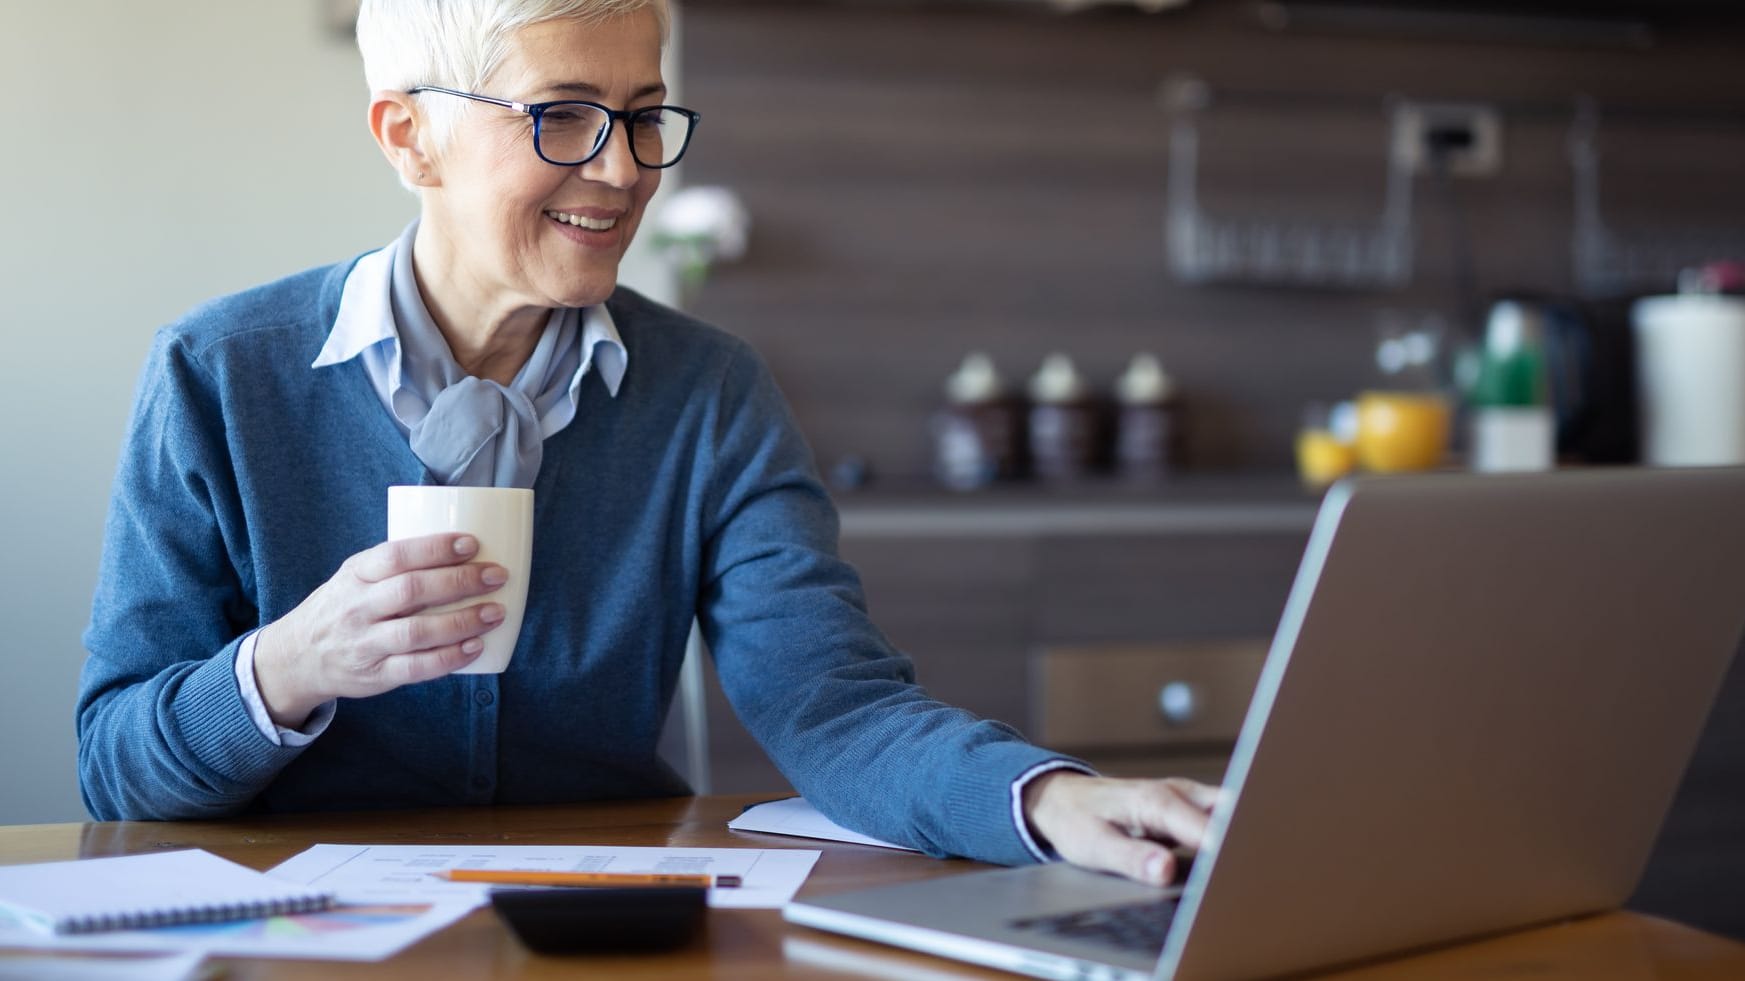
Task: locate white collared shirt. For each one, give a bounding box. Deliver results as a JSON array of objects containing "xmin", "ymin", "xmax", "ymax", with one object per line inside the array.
[{"xmin": 311, "ymin": 241, "xmax": 629, "ymax": 430}]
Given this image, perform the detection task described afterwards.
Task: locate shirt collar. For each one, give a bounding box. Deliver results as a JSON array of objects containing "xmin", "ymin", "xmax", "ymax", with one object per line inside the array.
[
  {"xmin": 312, "ymin": 244, "xmax": 395, "ymax": 370},
  {"xmin": 312, "ymin": 228, "xmax": 628, "ymax": 400},
  {"xmin": 579, "ymin": 303, "xmax": 627, "ymax": 399}
]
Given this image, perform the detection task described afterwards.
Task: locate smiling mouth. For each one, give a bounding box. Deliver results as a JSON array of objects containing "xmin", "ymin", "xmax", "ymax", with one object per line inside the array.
[{"xmin": 546, "ymin": 210, "xmax": 617, "ymax": 231}]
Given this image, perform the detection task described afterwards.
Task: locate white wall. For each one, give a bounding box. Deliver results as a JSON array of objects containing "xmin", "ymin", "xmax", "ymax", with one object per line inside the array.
[{"xmin": 0, "ymin": 2, "xmax": 680, "ymax": 823}]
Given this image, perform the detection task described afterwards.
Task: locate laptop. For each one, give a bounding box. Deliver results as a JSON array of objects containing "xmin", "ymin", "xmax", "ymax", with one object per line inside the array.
[{"xmin": 784, "ymin": 467, "xmax": 1745, "ymax": 981}]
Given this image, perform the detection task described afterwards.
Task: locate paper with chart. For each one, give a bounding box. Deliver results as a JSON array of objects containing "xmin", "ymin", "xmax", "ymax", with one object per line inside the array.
[{"xmin": 270, "ymin": 843, "xmax": 821, "ymax": 910}]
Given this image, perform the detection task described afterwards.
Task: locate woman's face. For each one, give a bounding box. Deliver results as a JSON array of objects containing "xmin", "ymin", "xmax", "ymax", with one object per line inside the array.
[{"xmin": 420, "ymin": 10, "xmax": 666, "ymax": 312}]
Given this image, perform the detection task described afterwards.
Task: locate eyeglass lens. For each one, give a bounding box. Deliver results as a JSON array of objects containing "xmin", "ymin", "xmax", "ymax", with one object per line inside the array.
[{"xmin": 537, "ymin": 104, "xmax": 690, "ymax": 167}]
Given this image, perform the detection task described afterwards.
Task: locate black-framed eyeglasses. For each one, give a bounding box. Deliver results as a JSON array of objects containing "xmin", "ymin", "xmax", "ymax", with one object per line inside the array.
[{"xmin": 407, "ymin": 85, "xmax": 700, "ymax": 169}]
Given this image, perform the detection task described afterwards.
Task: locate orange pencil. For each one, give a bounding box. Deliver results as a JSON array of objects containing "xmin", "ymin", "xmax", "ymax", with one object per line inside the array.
[{"xmin": 432, "ymin": 869, "xmax": 743, "ymax": 888}]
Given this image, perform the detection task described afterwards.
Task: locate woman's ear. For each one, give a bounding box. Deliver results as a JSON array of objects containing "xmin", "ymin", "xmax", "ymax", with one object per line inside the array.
[{"xmin": 368, "ymin": 90, "xmax": 437, "ymax": 188}]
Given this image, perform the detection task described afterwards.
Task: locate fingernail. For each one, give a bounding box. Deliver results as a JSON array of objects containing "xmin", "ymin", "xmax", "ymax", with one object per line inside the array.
[
  {"xmin": 481, "ymin": 566, "xmax": 507, "ymax": 586},
  {"xmin": 461, "ymin": 638, "xmax": 483, "ymax": 655},
  {"xmin": 454, "ymin": 536, "xmax": 479, "ymax": 556},
  {"xmin": 1144, "ymin": 853, "xmax": 1169, "ymax": 885},
  {"xmin": 479, "ymin": 604, "xmax": 505, "ymax": 624}
]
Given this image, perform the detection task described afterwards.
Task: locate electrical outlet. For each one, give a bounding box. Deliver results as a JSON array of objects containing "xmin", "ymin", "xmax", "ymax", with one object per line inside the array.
[{"xmin": 1391, "ymin": 102, "xmax": 1503, "ymax": 177}]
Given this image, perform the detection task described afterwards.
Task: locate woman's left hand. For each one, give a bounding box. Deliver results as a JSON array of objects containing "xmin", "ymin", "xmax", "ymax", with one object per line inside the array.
[{"xmin": 1021, "ymin": 772, "xmax": 1223, "ymax": 886}]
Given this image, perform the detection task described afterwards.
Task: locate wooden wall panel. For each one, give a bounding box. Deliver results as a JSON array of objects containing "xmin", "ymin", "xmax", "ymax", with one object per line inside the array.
[{"xmin": 679, "ymin": 0, "xmax": 1745, "ymax": 480}]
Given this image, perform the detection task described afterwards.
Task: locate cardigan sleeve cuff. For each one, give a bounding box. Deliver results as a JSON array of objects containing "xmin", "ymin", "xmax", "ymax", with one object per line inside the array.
[
  {"xmin": 941, "ymin": 740, "xmax": 1096, "ymax": 867},
  {"xmin": 169, "ymin": 636, "xmax": 314, "ymax": 792}
]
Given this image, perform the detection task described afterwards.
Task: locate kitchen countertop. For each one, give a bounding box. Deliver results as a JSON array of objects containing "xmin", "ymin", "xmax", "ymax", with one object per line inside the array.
[{"xmin": 831, "ymin": 473, "xmax": 1324, "ymax": 537}]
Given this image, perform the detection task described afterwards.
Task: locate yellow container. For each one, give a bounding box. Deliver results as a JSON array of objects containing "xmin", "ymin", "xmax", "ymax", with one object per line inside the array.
[
  {"xmin": 1295, "ymin": 429, "xmax": 1358, "ymax": 488},
  {"xmin": 1355, "ymin": 391, "xmax": 1452, "ymax": 473}
]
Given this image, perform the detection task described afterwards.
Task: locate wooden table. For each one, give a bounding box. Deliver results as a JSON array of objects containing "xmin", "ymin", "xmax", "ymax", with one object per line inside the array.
[{"xmin": 3, "ymin": 795, "xmax": 1743, "ymax": 979}]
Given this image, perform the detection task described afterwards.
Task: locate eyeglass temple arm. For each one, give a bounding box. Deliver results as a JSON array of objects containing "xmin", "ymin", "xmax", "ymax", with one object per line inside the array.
[{"xmin": 407, "ymin": 86, "xmax": 529, "ymax": 114}]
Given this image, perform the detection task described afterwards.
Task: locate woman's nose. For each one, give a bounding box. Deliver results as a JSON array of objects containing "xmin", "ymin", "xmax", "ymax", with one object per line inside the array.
[{"xmin": 580, "ymin": 122, "xmax": 640, "ymax": 188}]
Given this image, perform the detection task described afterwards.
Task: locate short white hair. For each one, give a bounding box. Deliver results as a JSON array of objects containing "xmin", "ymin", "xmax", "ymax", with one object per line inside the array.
[{"xmin": 357, "ymin": 0, "xmax": 670, "ymax": 156}]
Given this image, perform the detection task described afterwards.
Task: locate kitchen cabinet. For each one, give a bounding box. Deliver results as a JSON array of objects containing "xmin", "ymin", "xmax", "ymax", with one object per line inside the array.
[{"xmin": 684, "ymin": 482, "xmax": 1319, "ymax": 794}]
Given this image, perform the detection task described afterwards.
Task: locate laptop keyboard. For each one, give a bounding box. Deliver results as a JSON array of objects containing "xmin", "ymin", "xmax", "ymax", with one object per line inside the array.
[{"xmin": 1009, "ymin": 897, "xmax": 1180, "ymax": 955}]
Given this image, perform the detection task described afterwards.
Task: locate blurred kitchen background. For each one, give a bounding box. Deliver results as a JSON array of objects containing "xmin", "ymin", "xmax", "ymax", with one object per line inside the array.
[
  {"xmin": 3, "ymin": 0, "xmax": 1743, "ymax": 937},
  {"xmin": 671, "ymin": 0, "xmax": 1745, "ymax": 939}
]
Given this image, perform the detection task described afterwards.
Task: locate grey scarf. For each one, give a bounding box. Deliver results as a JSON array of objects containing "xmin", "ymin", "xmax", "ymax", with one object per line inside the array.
[{"xmin": 386, "ymin": 227, "xmax": 584, "ymax": 488}]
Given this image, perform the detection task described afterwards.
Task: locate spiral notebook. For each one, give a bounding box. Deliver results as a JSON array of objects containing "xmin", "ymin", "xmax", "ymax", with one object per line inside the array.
[{"xmin": 0, "ymin": 848, "xmax": 334, "ymax": 935}]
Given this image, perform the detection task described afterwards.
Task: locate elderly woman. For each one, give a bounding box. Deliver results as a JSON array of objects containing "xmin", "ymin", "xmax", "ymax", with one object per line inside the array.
[{"xmin": 76, "ymin": 0, "xmax": 1214, "ymax": 886}]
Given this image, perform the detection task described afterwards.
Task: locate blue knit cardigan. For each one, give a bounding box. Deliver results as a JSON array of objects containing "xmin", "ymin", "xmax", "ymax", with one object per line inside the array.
[{"xmin": 76, "ymin": 257, "xmax": 1070, "ymax": 866}]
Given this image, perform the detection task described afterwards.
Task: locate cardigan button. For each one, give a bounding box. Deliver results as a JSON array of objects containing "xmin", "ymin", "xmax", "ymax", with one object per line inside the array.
[{"xmin": 474, "ymin": 689, "xmax": 495, "ymax": 707}]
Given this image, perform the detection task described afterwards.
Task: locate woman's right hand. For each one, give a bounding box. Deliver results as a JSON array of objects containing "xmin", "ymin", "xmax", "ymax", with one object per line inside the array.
[{"xmin": 252, "ymin": 533, "xmax": 508, "ymax": 728}]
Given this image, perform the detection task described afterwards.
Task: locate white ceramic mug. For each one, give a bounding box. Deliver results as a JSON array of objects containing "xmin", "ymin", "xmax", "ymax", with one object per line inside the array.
[{"xmin": 386, "ymin": 486, "xmax": 534, "ymax": 674}]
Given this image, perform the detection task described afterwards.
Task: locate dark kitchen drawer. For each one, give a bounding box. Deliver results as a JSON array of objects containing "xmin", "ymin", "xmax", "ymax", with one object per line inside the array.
[
  {"xmin": 1032, "ymin": 534, "xmax": 1306, "ymax": 644},
  {"xmin": 1032, "ymin": 641, "xmax": 1269, "ymax": 751}
]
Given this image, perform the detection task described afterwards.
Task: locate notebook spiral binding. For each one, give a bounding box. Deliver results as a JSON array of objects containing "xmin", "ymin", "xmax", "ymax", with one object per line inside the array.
[{"xmin": 61, "ymin": 893, "xmax": 334, "ymax": 934}]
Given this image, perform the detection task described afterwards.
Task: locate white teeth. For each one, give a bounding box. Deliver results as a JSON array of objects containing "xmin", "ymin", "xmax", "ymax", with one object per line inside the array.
[{"xmin": 547, "ymin": 210, "xmax": 616, "ymax": 231}]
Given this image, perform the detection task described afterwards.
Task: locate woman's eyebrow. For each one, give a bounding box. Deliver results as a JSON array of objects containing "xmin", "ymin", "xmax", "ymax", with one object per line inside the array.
[{"xmin": 543, "ymin": 81, "xmax": 667, "ymax": 100}]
